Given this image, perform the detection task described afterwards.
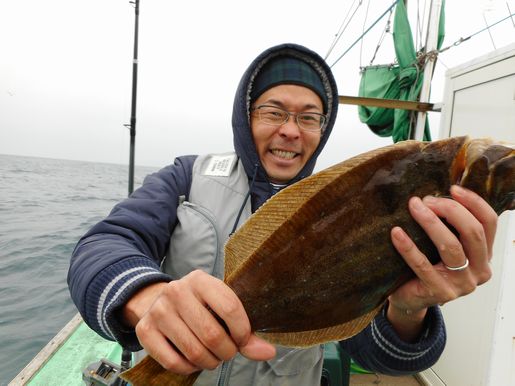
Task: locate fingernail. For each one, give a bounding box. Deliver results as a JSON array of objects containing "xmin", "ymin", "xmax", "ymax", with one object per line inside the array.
[
  {"xmin": 423, "ymin": 195, "xmax": 437, "ymax": 204},
  {"xmin": 451, "ymin": 185, "xmax": 466, "ymax": 197},
  {"xmin": 392, "ymin": 227, "xmax": 407, "ymax": 242},
  {"xmin": 410, "ymin": 197, "xmax": 425, "ymax": 211}
]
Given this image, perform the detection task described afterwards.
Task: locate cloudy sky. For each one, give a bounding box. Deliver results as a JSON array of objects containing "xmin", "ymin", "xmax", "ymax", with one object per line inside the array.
[{"xmin": 1, "ymin": 0, "xmax": 514, "ymax": 170}]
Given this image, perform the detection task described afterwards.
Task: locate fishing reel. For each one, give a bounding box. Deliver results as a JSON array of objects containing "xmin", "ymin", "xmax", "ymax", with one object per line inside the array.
[
  {"xmin": 83, "ymin": 358, "xmax": 125, "ymax": 386},
  {"xmin": 83, "ymin": 350, "xmax": 132, "ymax": 386}
]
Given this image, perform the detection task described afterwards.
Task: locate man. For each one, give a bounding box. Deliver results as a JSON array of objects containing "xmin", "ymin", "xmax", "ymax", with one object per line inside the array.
[{"xmin": 68, "ymin": 43, "xmax": 497, "ymax": 384}]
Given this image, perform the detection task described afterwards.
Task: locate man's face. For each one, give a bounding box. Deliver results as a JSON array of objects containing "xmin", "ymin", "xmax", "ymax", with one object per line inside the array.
[{"xmin": 250, "ymin": 84, "xmax": 323, "ymax": 184}]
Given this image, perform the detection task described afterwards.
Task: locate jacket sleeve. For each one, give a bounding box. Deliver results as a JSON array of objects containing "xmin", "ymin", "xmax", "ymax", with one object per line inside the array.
[
  {"xmin": 340, "ymin": 304, "xmax": 446, "ymax": 375},
  {"xmin": 67, "ymin": 155, "xmax": 197, "ymax": 351}
]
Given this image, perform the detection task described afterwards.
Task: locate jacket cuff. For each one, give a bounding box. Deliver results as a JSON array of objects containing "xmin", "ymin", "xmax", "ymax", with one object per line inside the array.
[
  {"xmin": 83, "ymin": 257, "xmax": 172, "ymax": 351},
  {"xmin": 343, "ymin": 304, "xmax": 446, "ymax": 375},
  {"xmin": 373, "ymin": 304, "xmax": 446, "ymax": 370}
]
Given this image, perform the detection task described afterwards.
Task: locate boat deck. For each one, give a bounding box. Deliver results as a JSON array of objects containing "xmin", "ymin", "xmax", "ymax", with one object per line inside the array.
[
  {"xmin": 351, "ymin": 373, "xmax": 422, "ymax": 385},
  {"xmin": 11, "ymin": 314, "xmax": 424, "ymax": 386}
]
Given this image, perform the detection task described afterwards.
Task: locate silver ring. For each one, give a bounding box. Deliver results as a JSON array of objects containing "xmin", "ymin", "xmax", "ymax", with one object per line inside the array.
[{"xmin": 444, "ymin": 258, "xmax": 469, "ymax": 271}]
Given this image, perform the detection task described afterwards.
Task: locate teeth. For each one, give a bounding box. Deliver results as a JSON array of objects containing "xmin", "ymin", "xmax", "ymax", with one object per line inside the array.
[{"xmin": 272, "ymin": 149, "xmax": 296, "ymax": 159}]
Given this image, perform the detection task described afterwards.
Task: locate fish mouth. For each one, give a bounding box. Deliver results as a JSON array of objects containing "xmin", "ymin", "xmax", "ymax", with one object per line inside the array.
[{"xmin": 270, "ymin": 149, "xmax": 299, "ymax": 160}]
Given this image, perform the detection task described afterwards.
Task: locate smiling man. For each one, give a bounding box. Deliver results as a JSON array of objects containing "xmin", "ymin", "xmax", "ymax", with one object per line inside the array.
[
  {"xmin": 251, "ymin": 84, "xmax": 324, "ymax": 184},
  {"xmin": 68, "ymin": 43, "xmax": 498, "ymax": 385},
  {"xmin": 249, "ymin": 55, "xmax": 327, "ymax": 186}
]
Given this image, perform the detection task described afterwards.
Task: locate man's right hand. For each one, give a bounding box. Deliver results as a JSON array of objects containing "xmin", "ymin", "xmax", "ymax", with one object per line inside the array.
[{"xmin": 122, "ymin": 269, "xmax": 276, "ymax": 374}]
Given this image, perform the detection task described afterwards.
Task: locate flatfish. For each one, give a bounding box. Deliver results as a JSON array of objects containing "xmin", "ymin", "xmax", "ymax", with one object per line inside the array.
[{"xmin": 121, "ymin": 136, "xmax": 514, "ymax": 386}]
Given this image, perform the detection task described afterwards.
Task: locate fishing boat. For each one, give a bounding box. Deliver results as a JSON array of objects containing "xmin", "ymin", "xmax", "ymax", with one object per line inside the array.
[
  {"xmin": 9, "ymin": 1, "xmax": 515, "ymax": 385},
  {"xmin": 10, "ymin": 312, "xmax": 363, "ymax": 386}
]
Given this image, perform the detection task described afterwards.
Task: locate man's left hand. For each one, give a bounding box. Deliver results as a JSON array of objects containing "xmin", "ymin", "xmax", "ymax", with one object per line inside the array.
[{"xmin": 387, "ymin": 185, "xmax": 498, "ymax": 342}]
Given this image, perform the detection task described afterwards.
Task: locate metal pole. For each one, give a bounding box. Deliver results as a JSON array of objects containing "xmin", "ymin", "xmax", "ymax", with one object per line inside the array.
[
  {"xmin": 128, "ymin": 0, "xmax": 139, "ymax": 195},
  {"xmin": 413, "ymin": 0, "xmax": 442, "ymax": 140}
]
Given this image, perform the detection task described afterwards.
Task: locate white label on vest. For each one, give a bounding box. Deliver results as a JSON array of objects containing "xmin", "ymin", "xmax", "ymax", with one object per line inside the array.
[{"xmin": 203, "ymin": 155, "xmax": 236, "ymax": 177}]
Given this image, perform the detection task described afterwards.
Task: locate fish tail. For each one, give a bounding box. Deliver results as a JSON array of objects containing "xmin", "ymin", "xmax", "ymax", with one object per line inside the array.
[{"xmin": 120, "ymin": 355, "xmax": 199, "ymax": 386}]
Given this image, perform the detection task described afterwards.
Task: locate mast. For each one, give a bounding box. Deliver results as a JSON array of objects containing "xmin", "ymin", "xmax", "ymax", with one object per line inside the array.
[
  {"xmin": 413, "ymin": 0, "xmax": 443, "ymax": 140},
  {"xmin": 127, "ymin": 0, "xmax": 140, "ymax": 195}
]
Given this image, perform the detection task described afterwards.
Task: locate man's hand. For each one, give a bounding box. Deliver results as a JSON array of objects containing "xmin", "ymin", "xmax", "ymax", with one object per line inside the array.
[
  {"xmin": 388, "ymin": 185, "xmax": 498, "ymax": 342},
  {"xmin": 123, "ymin": 270, "xmax": 276, "ymax": 374}
]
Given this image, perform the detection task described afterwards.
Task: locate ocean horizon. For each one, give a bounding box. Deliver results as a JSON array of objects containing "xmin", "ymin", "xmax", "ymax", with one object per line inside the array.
[{"xmin": 0, "ymin": 152, "xmax": 162, "ymax": 170}]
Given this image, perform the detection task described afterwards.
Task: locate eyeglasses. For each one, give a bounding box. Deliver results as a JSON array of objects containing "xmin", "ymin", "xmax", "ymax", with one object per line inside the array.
[{"xmin": 251, "ymin": 105, "xmax": 326, "ymax": 132}]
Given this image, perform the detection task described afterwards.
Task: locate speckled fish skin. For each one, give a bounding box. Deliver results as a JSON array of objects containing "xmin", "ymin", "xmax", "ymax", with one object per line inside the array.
[
  {"xmin": 226, "ymin": 136, "xmax": 514, "ymax": 334},
  {"xmin": 121, "ymin": 136, "xmax": 515, "ymax": 386}
]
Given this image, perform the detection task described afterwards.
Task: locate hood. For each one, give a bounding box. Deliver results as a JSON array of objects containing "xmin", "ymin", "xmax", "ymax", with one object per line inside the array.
[{"xmin": 231, "ymin": 43, "xmax": 339, "ymax": 206}]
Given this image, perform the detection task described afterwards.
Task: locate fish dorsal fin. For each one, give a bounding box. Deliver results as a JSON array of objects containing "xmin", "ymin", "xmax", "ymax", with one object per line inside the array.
[
  {"xmin": 224, "ymin": 168, "xmax": 334, "ymax": 278},
  {"xmin": 224, "ymin": 142, "xmax": 401, "ymax": 280},
  {"xmin": 257, "ymin": 303, "xmax": 383, "ymax": 347}
]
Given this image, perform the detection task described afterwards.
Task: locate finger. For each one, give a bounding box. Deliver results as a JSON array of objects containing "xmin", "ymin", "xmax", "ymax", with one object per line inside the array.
[
  {"xmin": 187, "ymin": 273, "xmax": 276, "ymax": 360},
  {"xmin": 136, "ymin": 319, "xmax": 200, "ymax": 375},
  {"xmin": 391, "ymin": 226, "xmax": 457, "ymax": 307},
  {"xmin": 239, "ymin": 334, "xmax": 276, "ymax": 361},
  {"xmin": 173, "ymin": 283, "xmax": 239, "ymax": 361},
  {"xmin": 160, "ymin": 308, "xmax": 222, "ymax": 370},
  {"xmin": 422, "ymin": 195, "xmax": 489, "ymax": 273},
  {"xmin": 408, "ymin": 196, "xmax": 468, "ymax": 270},
  {"xmin": 450, "ymin": 185, "xmax": 498, "ymax": 259},
  {"xmin": 187, "ymin": 271, "xmax": 252, "ymax": 348}
]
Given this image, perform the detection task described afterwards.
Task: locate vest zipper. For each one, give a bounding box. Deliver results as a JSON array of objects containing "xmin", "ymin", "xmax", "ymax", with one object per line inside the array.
[
  {"xmin": 182, "ymin": 200, "xmax": 232, "ymax": 385},
  {"xmin": 217, "ymin": 359, "xmax": 234, "ymax": 386}
]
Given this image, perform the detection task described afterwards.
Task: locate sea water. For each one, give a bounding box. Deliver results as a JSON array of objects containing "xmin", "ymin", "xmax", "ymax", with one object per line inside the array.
[{"xmin": 0, "ymin": 154, "xmax": 159, "ymax": 385}]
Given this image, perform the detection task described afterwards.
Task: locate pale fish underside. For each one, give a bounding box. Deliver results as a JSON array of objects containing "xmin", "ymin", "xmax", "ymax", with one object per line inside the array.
[{"xmin": 121, "ymin": 136, "xmax": 515, "ymax": 386}]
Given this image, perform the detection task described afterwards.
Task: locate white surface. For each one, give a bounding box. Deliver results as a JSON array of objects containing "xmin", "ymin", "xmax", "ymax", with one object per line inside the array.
[{"xmin": 420, "ymin": 43, "xmax": 515, "ymax": 386}]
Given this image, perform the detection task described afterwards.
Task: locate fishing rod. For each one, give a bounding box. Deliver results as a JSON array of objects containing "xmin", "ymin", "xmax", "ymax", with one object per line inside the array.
[
  {"xmin": 122, "ymin": 0, "xmax": 140, "ymax": 379},
  {"xmin": 127, "ymin": 0, "xmax": 140, "ymax": 196},
  {"xmin": 83, "ymin": 2, "xmax": 139, "ymax": 385}
]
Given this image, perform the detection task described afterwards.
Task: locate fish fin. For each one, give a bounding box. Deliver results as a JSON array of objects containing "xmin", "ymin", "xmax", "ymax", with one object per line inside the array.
[
  {"xmin": 120, "ymin": 355, "xmax": 199, "ymax": 386},
  {"xmin": 255, "ymin": 303, "xmax": 382, "ymax": 347},
  {"xmin": 224, "ymin": 144, "xmax": 399, "ymax": 280}
]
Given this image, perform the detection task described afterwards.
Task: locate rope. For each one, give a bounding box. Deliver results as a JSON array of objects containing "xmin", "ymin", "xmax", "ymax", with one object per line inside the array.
[
  {"xmin": 483, "ymin": 12, "xmax": 497, "ymax": 49},
  {"xmin": 438, "ymin": 10, "xmax": 515, "ymax": 53},
  {"xmin": 508, "ymin": 2, "xmax": 515, "ymax": 27},
  {"xmin": 359, "ymin": 0, "xmax": 371, "ymax": 67},
  {"xmin": 330, "ymin": 0, "xmax": 399, "ymax": 68},
  {"xmin": 325, "ymin": 0, "xmax": 364, "ymax": 60},
  {"xmin": 367, "ymin": 7, "xmax": 394, "ymax": 66},
  {"xmin": 415, "ymin": 0, "xmax": 428, "ymax": 51}
]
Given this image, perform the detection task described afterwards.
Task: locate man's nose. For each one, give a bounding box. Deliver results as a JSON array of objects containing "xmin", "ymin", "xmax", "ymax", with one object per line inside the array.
[{"xmin": 278, "ymin": 115, "xmax": 301, "ymax": 138}]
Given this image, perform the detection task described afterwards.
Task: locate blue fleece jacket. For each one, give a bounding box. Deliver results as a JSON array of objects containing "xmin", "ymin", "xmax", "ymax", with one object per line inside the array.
[{"xmin": 68, "ymin": 43, "xmax": 445, "ymax": 375}]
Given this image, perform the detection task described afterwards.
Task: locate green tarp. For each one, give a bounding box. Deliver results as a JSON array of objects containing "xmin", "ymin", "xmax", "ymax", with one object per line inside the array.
[{"xmin": 358, "ymin": 0, "xmax": 445, "ymax": 142}]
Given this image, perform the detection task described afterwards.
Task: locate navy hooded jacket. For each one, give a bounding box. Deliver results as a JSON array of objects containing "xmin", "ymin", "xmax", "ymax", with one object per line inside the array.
[{"xmin": 68, "ymin": 43, "xmax": 445, "ymax": 375}]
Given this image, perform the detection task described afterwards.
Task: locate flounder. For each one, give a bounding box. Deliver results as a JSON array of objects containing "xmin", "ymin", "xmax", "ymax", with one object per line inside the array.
[{"xmin": 121, "ymin": 136, "xmax": 515, "ymax": 386}]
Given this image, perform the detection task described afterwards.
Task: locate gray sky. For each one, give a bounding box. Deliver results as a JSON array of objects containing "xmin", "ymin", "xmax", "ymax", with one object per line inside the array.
[{"xmin": 1, "ymin": 0, "xmax": 514, "ymax": 171}]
